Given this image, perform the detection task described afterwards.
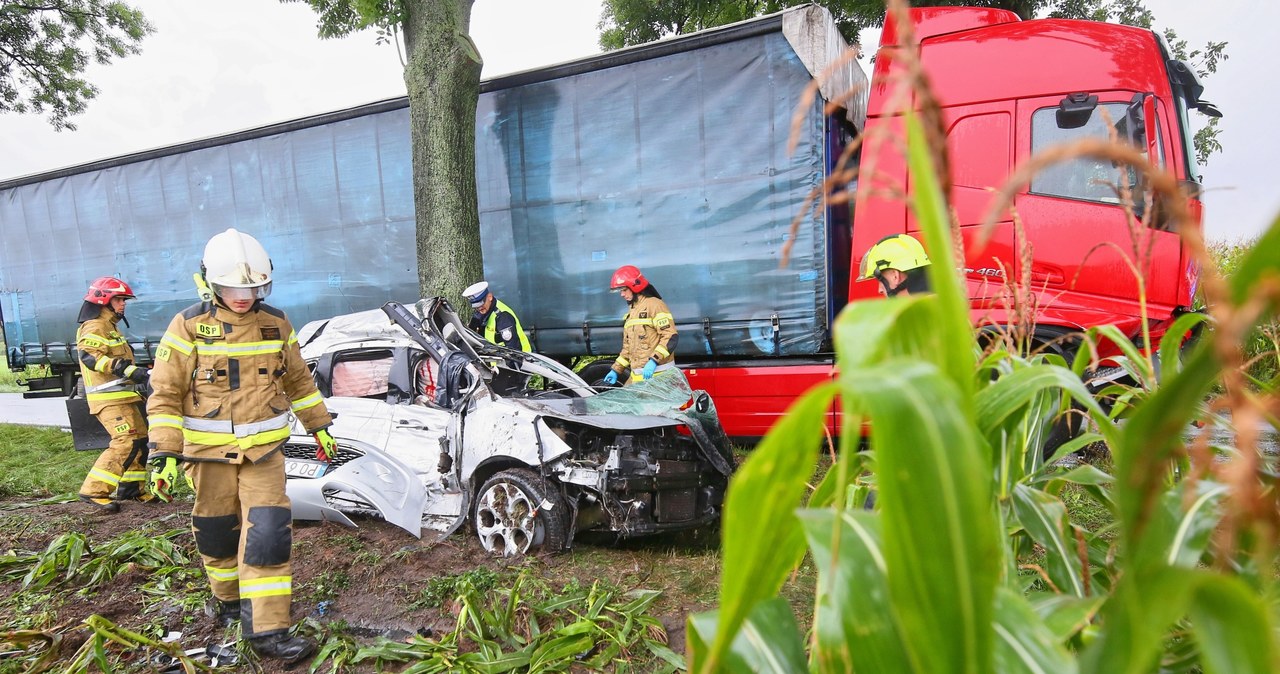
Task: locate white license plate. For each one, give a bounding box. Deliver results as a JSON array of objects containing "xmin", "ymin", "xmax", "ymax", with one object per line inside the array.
[{"xmin": 285, "ymin": 459, "xmax": 328, "ymax": 479}]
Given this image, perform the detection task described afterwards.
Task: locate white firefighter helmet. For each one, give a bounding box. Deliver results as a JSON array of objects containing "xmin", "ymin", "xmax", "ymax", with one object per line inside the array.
[{"xmin": 202, "ymin": 228, "xmax": 273, "ymax": 301}]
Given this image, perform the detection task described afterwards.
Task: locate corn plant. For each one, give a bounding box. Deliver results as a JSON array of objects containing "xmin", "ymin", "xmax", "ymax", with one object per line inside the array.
[
  {"xmin": 341, "ymin": 572, "xmax": 682, "ymax": 673},
  {"xmin": 687, "ymin": 67, "xmax": 1280, "ymax": 674},
  {"xmin": 0, "ymin": 615, "xmax": 207, "ymax": 674},
  {"xmin": 1, "ymin": 528, "xmax": 188, "ymax": 592}
]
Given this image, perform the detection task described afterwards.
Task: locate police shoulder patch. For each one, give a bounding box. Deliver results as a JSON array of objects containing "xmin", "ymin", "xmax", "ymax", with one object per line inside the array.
[{"xmin": 195, "ymin": 323, "xmax": 223, "ymax": 339}]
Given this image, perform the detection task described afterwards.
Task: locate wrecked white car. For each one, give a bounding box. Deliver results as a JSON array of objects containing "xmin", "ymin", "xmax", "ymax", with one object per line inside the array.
[{"xmin": 282, "ymin": 299, "xmax": 735, "ymax": 556}]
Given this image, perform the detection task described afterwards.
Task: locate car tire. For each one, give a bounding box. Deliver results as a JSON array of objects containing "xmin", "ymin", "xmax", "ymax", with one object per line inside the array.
[{"xmin": 473, "ymin": 468, "xmax": 568, "ymax": 556}]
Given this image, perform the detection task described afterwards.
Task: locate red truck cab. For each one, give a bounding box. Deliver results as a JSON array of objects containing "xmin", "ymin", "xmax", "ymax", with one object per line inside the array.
[{"xmin": 690, "ymin": 8, "xmax": 1212, "ymax": 440}]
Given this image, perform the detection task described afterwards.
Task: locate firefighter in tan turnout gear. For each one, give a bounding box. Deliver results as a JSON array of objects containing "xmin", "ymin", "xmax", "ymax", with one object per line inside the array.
[
  {"xmin": 76, "ymin": 277, "xmax": 152, "ymax": 512},
  {"xmin": 604, "ymin": 265, "xmax": 678, "ymax": 385},
  {"xmin": 146, "ymin": 228, "xmax": 336, "ymax": 665}
]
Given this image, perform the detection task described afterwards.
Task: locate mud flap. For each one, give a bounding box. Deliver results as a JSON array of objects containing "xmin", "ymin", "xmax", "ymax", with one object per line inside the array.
[{"xmin": 287, "ymin": 454, "xmax": 430, "ymax": 538}]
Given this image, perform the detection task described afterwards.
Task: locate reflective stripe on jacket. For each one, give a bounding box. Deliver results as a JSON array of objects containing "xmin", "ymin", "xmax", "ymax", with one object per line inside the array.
[
  {"xmin": 613, "ymin": 295, "xmax": 677, "ymax": 375},
  {"xmin": 482, "ymin": 299, "xmax": 532, "ymax": 352},
  {"xmin": 77, "ymin": 308, "xmax": 142, "ymax": 414},
  {"xmin": 146, "ymin": 301, "xmax": 331, "ymax": 463}
]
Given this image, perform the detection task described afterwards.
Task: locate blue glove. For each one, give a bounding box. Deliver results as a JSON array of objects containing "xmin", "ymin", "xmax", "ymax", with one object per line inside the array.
[
  {"xmin": 641, "ymin": 359, "xmax": 658, "ymax": 380},
  {"xmin": 602, "ymin": 370, "xmax": 619, "ymax": 386}
]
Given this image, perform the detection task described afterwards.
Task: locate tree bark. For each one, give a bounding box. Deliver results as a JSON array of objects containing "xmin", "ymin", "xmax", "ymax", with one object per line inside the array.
[{"xmin": 402, "ymin": 0, "xmax": 483, "ymax": 311}]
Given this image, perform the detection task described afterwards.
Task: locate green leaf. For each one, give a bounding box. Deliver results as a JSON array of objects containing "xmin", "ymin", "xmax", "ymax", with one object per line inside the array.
[
  {"xmin": 1226, "ymin": 214, "xmax": 1280, "ymax": 306},
  {"xmin": 1090, "ymin": 325, "xmax": 1156, "ymax": 388},
  {"xmin": 832, "ymin": 291, "xmax": 923, "ymax": 370},
  {"xmin": 1011, "ymin": 484, "xmax": 1085, "ymax": 597},
  {"xmin": 993, "ymin": 587, "xmax": 1077, "ymax": 674},
  {"xmin": 840, "ymin": 360, "xmax": 998, "ymax": 673},
  {"xmin": 1027, "ymin": 593, "xmax": 1105, "ymax": 643},
  {"xmin": 1081, "ymin": 567, "xmax": 1196, "ymax": 673},
  {"xmin": 700, "ymin": 383, "xmax": 836, "ymax": 671},
  {"xmin": 528, "ymin": 634, "xmax": 593, "ymax": 672},
  {"xmin": 1156, "ymin": 311, "xmax": 1212, "ymax": 383},
  {"xmin": 976, "ymin": 364, "xmax": 1119, "ymax": 451},
  {"xmin": 905, "ymin": 111, "xmax": 975, "ymax": 394},
  {"xmin": 796, "ymin": 509, "xmax": 911, "ymax": 673},
  {"xmin": 1188, "ymin": 574, "xmax": 1277, "ymax": 674},
  {"xmin": 688, "ymin": 599, "xmax": 807, "ymax": 674},
  {"xmin": 1162, "ymin": 481, "xmax": 1226, "ymax": 568},
  {"xmin": 1113, "ymin": 341, "xmax": 1220, "ymax": 572}
]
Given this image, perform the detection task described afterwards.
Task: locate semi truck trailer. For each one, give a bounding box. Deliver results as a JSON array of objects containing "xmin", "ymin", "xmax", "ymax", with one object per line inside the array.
[{"xmin": 0, "ymin": 5, "xmax": 1213, "ymax": 445}]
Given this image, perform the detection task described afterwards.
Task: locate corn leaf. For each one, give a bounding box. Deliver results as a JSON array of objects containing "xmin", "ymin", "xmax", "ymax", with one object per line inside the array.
[
  {"xmin": 1161, "ymin": 481, "xmax": 1226, "ymax": 568},
  {"xmin": 796, "ymin": 508, "xmax": 911, "ymax": 673},
  {"xmin": 696, "ymin": 383, "xmax": 835, "ymax": 672},
  {"xmin": 993, "ymin": 587, "xmax": 1077, "ymax": 674},
  {"xmin": 975, "ymin": 365, "xmax": 1118, "ymax": 449},
  {"xmin": 688, "ymin": 599, "xmax": 807, "ymax": 674},
  {"xmin": 1027, "ymin": 594, "xmax": 1105, "ymax": 643},
  {"xmin": 840, "ymin": 359, "xmax": 998, "ymax": 673},
  {"xmin": 1187, "ymin": 574, "xmax": 1277, "ymax": 674},
  {"xmin": 904, "ymin": 111, "xmax": 976, "ymax": 394},
  {"xmin": 1011, "ymin": 484, "xmax": 1085, "ymax": 597}
]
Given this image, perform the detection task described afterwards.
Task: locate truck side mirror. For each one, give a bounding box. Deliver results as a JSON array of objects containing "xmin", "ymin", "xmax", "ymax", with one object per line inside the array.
[
  {"xmin": 1116, "ymin": 93, "xmax": 1147, "ymax": 148},
  {"xmin": 1057, "ymin": 92, "xmax": 1098, "ymax": 129}
]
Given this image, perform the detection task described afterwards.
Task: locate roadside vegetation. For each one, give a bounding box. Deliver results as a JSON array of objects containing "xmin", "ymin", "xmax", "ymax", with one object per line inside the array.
[{"xmin": 686, "ymin": 3, "xmax": 1279, "ymax": 672}]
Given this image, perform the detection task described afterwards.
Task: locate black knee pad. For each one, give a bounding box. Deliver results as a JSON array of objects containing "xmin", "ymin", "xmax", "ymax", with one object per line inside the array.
[
  {"xmin": 193, "ymin": 514, "xmax": 241, "ymax": 559},
  {"xmin": 244, "ymin": 506, "xmax": 292, "ymax": 567}
]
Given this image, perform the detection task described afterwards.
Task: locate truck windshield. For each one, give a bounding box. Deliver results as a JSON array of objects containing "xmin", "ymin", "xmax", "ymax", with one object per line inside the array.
[{"xmin": 1029, "ymin": 102, "xmax": 1160, "ymax": 205}]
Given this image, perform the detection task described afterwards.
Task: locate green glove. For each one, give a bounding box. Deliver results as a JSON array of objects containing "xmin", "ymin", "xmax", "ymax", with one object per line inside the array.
[
  {"xmin": 314, "ymin": 429, "xmax": 338, "ymax": 463},
  {"xmin": 150, "ymin": 457, "xmax": 179, "ymax": 503}
]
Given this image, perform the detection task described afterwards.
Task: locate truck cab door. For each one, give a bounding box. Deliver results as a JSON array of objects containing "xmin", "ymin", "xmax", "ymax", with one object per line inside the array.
[{"xmin": 1013, "ymin": 92, "xmax": 1184, "ymax": 324}]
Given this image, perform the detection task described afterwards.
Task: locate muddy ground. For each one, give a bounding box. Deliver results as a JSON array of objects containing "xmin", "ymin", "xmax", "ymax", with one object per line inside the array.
[{"xmin": 0, "ymin": 497, "xmax": 725, "ymax": 672}]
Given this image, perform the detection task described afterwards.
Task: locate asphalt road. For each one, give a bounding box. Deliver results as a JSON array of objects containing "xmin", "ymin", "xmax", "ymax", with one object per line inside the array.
[
  {"xmin": 0, "ymin": 393, "xmax": 1273, "ymax": 453},
  {"xmin": 0, "ymin": 393, "xmax": 71, "ymax": 429}
]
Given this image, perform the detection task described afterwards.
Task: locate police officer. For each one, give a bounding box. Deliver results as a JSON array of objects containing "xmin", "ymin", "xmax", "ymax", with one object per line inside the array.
[
  {"xmin": 76, "ymin": 277, "xmax": 151, "ymax": 512},
  {"xmin": 463, "ymin": 280, "xmax": 531, "ymax": 352},
  {"xmin": 604, "ymin": 265, "xmax": 678, "ymax": 385},
  {"xmin": 146, "ymin": 228, "xmax": 335, "ymax": 665},
  {"xmin": 858, "ymin": 233, "xmax": 932, "ymax": 297}
]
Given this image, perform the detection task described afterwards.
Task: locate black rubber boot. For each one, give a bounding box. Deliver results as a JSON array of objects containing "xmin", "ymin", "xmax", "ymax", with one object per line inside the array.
[
  {"xmin": 249, "ymin": 633, "xmax": 316, "ymax": 666},
  {"xmin": 213, "ymin": 599, "xmax": 240, "ymax": 628},
  {"xmin": 79, "ymin": 494, "xmax": 120, "ymax": 513},
  {"xmin": 115, "ymin": 482, "xmax": 158, "ymax": 502}
]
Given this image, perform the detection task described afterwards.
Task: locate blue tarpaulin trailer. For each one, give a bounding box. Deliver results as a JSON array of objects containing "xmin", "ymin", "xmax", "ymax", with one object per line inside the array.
[{"xmin": 0, "ymin": 6, "xmax": 865, "ymax": 445}]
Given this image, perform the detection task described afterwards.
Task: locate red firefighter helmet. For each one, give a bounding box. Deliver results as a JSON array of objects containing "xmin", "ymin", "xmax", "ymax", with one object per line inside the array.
[
  {"xmin": 84, "ymin": 277, "xmax": 135, "ymax": 305},
  {"xmin": 610, "ymin": 265, "xmax": 649, "ymax": 293}
]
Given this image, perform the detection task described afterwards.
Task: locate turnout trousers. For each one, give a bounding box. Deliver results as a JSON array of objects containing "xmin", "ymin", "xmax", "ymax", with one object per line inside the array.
[
  {"xmin": 79, "ymin": 402, "xmax": 149, "ymax": 500},
  {"xmin": 189, "ymin": 449, "xmax": 295, "ymax": 637}
]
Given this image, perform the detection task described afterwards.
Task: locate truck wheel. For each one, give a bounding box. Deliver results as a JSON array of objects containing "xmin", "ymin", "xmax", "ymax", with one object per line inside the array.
[
  {"xmin": 473, "ymin": 468, "xmax": 568, "ymax": 556},
  {"xmin": 1040, "ymin": 397, "xmax": 1085, "ymax": 461}
]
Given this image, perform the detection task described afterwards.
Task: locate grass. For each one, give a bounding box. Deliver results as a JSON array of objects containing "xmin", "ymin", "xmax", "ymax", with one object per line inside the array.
[{"xmin": 0, "ymin": 424, "xmax": 91, "ymax": 498}]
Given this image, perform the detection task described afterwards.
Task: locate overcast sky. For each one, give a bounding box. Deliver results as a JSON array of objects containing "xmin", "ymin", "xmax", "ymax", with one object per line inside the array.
[{"xmin": 0, "ymin": 0, "xmax": 1273, "ymax": 242}]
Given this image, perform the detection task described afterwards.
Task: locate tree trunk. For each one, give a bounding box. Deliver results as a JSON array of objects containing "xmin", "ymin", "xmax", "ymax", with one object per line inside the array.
[{"xmin": 402, "ymin": 0, "xmax": 484, "ymax": 311}]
